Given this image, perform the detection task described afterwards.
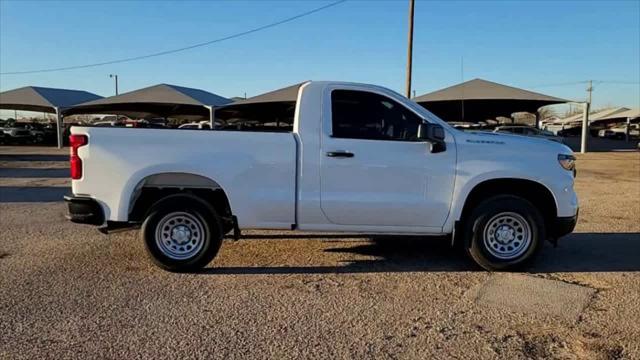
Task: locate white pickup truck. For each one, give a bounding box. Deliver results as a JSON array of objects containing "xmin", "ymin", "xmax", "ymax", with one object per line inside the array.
[{"xmin": 65, "ymin": 81, "xmax": 578, "ymax": 271}]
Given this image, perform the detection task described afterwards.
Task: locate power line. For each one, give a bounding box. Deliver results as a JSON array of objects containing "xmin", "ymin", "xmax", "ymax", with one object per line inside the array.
[
  {"xmin": 592, "ymin": 80, "xmax": 640, "ymax": 85},
  {"xmin": 529, "ymin": 80, "xmax": 639, "ymax": 88},
  {"xmin": 0, "ymin": 0, "xmax": 348, "ymax": 75},
  {"xmin": 528, "ymin": 81, "xmax": 589, "ymax": 88}
]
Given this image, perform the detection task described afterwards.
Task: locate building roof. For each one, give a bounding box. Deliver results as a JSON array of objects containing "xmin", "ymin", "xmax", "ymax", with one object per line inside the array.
[
  {"xmin": 0, "ymin": 86, "xmax": 103, "ymax": 113},
  {"xmin": 64, "ymin": 83, "xmax": 232, "ymax": 117}
]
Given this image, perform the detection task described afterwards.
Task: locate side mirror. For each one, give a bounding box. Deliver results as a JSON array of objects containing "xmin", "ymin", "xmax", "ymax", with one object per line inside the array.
[{"xmin": 418, "ymin": 123, "xmax": 447, "ymax": 153}]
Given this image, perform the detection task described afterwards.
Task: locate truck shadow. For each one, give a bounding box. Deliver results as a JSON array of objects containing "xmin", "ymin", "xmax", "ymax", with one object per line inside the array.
[
  {"xmin": 204, "ymin": 232, "xmax": 640, "ymax": 274},
  {"xmin": 531, "ymin": 232, "xmax": 640, "ymax": 272},
  {"xmin": 0, "ymin": 186, "xmax": 69, "ymax": 202},
  {"xmin": 0, "ymin": 154, "xmax": 68, "ymax": 162},
  {"xmin": 237, "ymin": 234, "xmax": 375, "ymax": 240},
  {"xmin": 0, "ymin": 168, "xmax": 69, "ymax": 178}
]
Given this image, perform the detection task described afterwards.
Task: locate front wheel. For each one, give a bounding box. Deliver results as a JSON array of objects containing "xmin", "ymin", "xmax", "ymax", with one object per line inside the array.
[
  {"xmin": 464, "ymin": 195, "xmax": 545, "ymax": 271},
  {"xmin": 141, "ymin": 195, "xmax": 223, "ymax": 272}
]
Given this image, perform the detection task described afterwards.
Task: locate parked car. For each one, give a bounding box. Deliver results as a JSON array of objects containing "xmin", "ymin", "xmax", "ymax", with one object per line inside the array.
[
  {"xmin": 93, "ymin": 120, "xmax": 120, "ymax": 127},
  {"xmin": 1, "ymin": 122, "xmax": 33, "ymax": 143},
  {"xmin": 448, "ymin": 121, "xmax": 483, "ymax": 131},
  {"xmin": 178, "ymin": 121, "xmax": 215, "ymax": 130},
  {"xmin": 65, "ymin": 81, "xmax": 578, "ymax": 272},
  {"xmin": 24, "ymin": 123, "xmax": 57, "ymax": 144},
  {"xmin": 494, "ymin": 125, "xmax": 564, "ymax": 143},
  {"xmin": 556, "ymin": 126, "xmax": 583, "ymax": 137},
  {"xmin": 599, "ymin": 125, "xmax": 638, "ymax": 139},
  {"xmin": 141, "ymin": 117, "xmax": 169, "ymax": 129}
]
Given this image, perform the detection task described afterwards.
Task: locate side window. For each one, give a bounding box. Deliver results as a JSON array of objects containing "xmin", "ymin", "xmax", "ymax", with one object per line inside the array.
[{"xmin": 331, "ymin": 90, "xmax": 423, "ymax": 141}]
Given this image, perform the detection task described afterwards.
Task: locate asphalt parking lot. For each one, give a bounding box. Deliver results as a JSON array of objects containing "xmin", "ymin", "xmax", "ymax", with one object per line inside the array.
[{"xmin": 1, "ymin": 146, "xmax": 639, "ymax": 359}]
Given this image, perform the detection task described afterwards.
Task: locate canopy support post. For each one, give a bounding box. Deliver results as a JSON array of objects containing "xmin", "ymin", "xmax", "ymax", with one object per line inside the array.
[
  {"xmin": 55, "ymin": 107, "xmax": 63, "ymax": 149},
  {"xmin": 580, "ymin": 102, "xmax": 589, "ymax": 154},
  {"xmin": 206, "ymin": 106, "xmax": 215, "ymax": 130},
  {"xmin": 626, "ymin": 117, "xmax": 631, "ymax": 142}
]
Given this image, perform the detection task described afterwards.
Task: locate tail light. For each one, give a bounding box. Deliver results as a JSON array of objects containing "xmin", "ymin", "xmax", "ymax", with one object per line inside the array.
[{"xmin": 69, "ymin": 134, "xmax": 88, "ymax": 180}]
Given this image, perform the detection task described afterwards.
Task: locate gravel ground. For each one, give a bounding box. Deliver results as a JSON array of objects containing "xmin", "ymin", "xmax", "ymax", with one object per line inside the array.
[{"xmin": 0, "ymin": 146, "xmax": 639, "ymax": 359}]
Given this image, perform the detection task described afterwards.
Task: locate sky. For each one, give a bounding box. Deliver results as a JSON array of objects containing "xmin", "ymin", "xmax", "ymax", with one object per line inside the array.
[{"xmin": 1, "ymin": 0, "xmax": 639, "ymax": 117}]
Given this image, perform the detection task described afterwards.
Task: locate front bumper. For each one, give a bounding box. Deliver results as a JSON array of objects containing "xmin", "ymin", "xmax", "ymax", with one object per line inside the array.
[
  {"xmin": 64, "ymin": 195, "xmax": 104, "ymax": 225},
  {"xmin": 550, "ymin": 210, "xmax": 578, "ymax": 239}
]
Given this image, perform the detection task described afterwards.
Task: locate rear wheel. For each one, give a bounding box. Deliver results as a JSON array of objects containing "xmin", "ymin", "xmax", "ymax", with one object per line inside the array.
[
  {"xmin": 465, "ymin": 195, "xmax": 545, "ymax": 271},
  {"xmin": 141, "ymin": 195, "xmax": 223, "ymax": 272}
]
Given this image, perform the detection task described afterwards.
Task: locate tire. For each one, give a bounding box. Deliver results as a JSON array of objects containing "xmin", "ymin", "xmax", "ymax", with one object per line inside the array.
[
  {"xmin": 464, "ymin": 195, "xmax": 545, "ymax": 271},
  {"xmin": 141, "ymin": 194, "xmax": 223, "ymax": 272}
]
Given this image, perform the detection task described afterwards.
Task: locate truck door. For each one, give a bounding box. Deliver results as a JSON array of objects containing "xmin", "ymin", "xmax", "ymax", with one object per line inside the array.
[{"xmin": 319, "ymin": 88, "xmax": 456, "ymax": 228}]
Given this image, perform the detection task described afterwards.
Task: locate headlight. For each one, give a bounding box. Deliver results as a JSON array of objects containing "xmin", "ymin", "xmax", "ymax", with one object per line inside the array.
[{"xmin": 558, "ymin": 154, "xmax": 576, "ymax": 171}]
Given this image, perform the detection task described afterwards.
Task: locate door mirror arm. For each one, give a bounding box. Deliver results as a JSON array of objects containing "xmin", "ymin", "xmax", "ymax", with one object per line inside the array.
[{"xmin": 417, "ymin": 122, "xmax": 447, "ymax": 153}]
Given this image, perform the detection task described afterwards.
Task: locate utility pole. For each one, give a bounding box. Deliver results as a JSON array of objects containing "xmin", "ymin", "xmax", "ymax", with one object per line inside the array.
[
  {"xmin": 580, "ymin": 80, "xmax": 592, "ymax": 154},
  {"xmin": 461, "ymin": 56, "xmax": 465, "ymax": 122},
  {"xmin": 405, "ymin": 0, "xmax": 415, "ymax": 98},
  {"xmin": 109, "ymin": 74, "xmax": 119, "ymax": 95}
]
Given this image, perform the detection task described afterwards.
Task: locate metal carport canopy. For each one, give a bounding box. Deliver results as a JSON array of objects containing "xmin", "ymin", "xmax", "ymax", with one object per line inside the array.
[
  {"xmin": 413, "ymin": 78, "xmax": 568, "ymax": 123},
  {"xmin": 63, "ymin": 84, "xmax": 232, "ymax": 122},
  {"xmin": 226, "ymin": 82, "xmax": 306, "ymax": 106},
  {"xmin": 0, "ymin": 86, "xmax": 103, "ymax": 148},
  {"xmin": 216, "ymin": 82, "xmax": 306, "ymax": 121}
]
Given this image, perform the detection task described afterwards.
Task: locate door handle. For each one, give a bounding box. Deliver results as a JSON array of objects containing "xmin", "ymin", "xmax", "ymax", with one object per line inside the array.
[{"xmin": 326, "ymin": 151, "xmax": 354, "ymax": 158}]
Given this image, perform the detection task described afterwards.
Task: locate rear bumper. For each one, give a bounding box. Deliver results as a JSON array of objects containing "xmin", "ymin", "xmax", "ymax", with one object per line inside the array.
[
  {"xmin": 550, "ymin": 210, "xmax": 578, "ymax": 239},
  {"xmin": 64, "ymin": 195, "xmax": 104, "ymax": 225}
]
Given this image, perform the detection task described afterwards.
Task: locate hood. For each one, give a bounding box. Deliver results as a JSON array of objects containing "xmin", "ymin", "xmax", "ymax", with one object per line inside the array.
[{"xmin": 457, "ymin": 130, "xmax": 572, "ymax": 155}]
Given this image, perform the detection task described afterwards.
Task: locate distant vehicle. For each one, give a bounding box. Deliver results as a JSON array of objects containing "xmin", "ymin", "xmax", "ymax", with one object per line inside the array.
[
  {"xmin": 598, "ymin": 129, "xmax": 617, "ymax": 139},
  {"xmin": 142, "ymin": 118, "xmax": 169, "ymax": 128},
  {"xmin": 494, "ymin": 125, "xmax": 564, "ymax": 143},
  {"xmin": 449, "ymin": 121, "xmax": 482, "ymax": 130},
  {"xmin": 556, "ymin": 126, "xmax": 582, "ymax": 137},
  {"xmin": 24, "ymin": 123, "xmax": 57, "ymax": 143},
  {"xmin": 599, "ymin": 126, "xmax": 638, "ymax": 139},
  {"xmin": 93, "ymin": 121, "xmax": 119, "ymax": 127},
  {"xmin": 178, "ymin": 121, "xmax": 214, "ymax": 130},
  {"xmin": 1, "ymin": 123, "xmax": 33, "ymax": 143},
  {"xmin": 93, "ymin": 119, "xmax": 167, "ymax": 129},
  {"xmin": 141, "ymin": 122, "xmax": 167, "ymax": 129},
  {"xmin": 66, "ymin": 81, "xmax": 578, "ymax": 272}
]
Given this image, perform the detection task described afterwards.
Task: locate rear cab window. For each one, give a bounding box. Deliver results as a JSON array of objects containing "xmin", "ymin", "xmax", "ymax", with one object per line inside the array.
[{"xmin": 215, "ymin": 103, "xmax": 295, "ymax": 133}]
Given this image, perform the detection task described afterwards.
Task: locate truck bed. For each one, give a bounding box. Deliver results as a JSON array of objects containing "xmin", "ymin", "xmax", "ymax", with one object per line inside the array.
[{"xmin": 71, "ymin": 126, "xmax": 297, "ymax": 228}]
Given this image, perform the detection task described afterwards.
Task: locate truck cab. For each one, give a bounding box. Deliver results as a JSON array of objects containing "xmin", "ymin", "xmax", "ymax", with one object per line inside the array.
[{"xmin": 66, "ymin": 81, "xmax": 578, "ymax": 272}]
